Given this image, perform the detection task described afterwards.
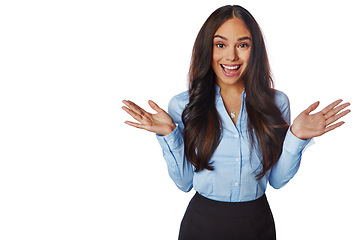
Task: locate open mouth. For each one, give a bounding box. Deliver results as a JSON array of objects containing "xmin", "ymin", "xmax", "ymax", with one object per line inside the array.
[
  {"xmin": 220, "ymin": 64, "xmax": 241, "ymax": 77},
  {"xmin": 221, "ymin": 64, "xmax": 241, "ymax": 70}
]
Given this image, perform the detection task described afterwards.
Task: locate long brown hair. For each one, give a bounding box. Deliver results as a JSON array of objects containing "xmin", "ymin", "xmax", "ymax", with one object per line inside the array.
[{"xmin": 182, "ymin": 5, "xmax": 289, "ymax": 180}]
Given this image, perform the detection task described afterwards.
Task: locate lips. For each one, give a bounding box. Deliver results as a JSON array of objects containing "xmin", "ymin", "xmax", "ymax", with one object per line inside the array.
[{"xmin": 220, "ymin": 64, "xmax": 241, "ymax": 77}]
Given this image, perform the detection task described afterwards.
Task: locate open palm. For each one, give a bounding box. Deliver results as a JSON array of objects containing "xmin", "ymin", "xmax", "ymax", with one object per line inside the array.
[
  {"xmin": 122, "ymin": 100, "xmax": 176, "ymax": 136},
  {"xmin": 291, "ymin": 99, "xmax": 351, "ymax": 140}
]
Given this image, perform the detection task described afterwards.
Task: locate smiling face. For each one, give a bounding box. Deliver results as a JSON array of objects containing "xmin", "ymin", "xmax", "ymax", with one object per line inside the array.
[{"xmin": 211, "ymin": 18, "xmax": 252, "ymax": 89}]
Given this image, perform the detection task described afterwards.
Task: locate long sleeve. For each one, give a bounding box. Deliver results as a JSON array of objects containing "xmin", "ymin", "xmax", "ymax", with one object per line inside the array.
[
  {"xmin": 269, "ymin": 91, "xmax": 313, "ymax": 189},
  {"xmin": 155, "ymin": 89, "xmax": 314, "ymax": 201},
  {"xmin": 156, "ymin": 93, "xmax": 194, "ymax": 192}
]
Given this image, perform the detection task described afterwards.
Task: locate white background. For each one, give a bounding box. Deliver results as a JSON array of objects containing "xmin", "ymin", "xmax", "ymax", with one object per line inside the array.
[{"xmin": 0, "ymin": 0, "xmax": 359, "ymax": 239}]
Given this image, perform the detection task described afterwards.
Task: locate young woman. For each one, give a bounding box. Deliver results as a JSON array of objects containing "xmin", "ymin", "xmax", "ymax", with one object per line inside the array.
[{"xmin": 122, "ymin": 5, "xmax": 350, "ymax": 240}]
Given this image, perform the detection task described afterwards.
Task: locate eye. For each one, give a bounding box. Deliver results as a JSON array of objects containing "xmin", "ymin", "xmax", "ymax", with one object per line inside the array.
[
  {"xmin": 238, "ymin": 43, "xmax": 249, "ymax": 48},
  {"xmin": 216, "ymin": 43, "xmax": 225, "ymax": 48}
]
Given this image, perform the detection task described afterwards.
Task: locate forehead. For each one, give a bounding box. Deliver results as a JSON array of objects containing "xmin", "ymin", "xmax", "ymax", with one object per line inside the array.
[{"xmin": 214, "ymin": 18, "xmax": 251, "ymax": 39}]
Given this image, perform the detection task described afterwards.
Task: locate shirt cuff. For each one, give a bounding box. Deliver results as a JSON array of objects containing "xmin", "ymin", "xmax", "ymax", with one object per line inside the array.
[
  {"xmin": 156, "ymin": 125, "xmax": 184, "ymax": 150},
  {"xmin": 283, "ymin": 127, "xmax": 314, "ymax": 155}
]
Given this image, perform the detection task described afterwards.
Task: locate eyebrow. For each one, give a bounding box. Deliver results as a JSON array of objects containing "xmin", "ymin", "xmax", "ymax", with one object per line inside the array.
[{"xmin": 213, "ymin": 35, "xmax": 252, "ymax": 41}]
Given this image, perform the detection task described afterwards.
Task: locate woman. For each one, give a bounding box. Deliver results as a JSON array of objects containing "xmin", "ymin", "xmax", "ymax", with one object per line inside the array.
[{"xmin": 122, "ymin": 5, "xmax": 350, "ymax": 240}]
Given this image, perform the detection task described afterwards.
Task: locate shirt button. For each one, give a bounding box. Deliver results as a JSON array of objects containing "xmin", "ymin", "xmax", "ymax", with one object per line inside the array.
[
  {"xmin": 298, "ymin": 146, "xmax": 303, "ymax": 149},
  {"xmin": 234, "ymin": 182, "xmax": 239, "ymax": 186},
  {"xmin": 234, "ymin": 134, "xmax": 239, "ymax": 138},
  {"xmin": 168, "ymin": 139, "xmax": 173, "ymax": 143},
  {"xmin": 235, "ymin": 158, "xmax": 240, "ymax": 162}
]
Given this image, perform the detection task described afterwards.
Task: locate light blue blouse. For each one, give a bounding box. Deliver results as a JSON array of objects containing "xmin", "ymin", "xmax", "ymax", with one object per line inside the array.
[{"xmin": 156, "ymin": 86, "xmax": 312, "ymax": 202}]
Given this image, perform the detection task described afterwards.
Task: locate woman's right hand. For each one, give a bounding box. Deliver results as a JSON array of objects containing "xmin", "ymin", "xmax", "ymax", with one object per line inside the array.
[{"xmin": 122, "ymin": 100, "xmax": 176, "ymax": 136}]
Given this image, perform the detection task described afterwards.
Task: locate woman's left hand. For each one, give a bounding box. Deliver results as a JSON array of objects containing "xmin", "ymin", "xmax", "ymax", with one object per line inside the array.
[{"xmin": 291, "ymin": 99, "xmax": 351, "ymax": 140}]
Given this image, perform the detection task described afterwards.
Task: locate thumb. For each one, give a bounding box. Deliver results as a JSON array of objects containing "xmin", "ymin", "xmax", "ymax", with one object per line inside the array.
[
  {"xmin": 148, "ymin": 100, "xmax": 164, "ymax": 113},
  {"xmin": 303, "ymin": 101, "xmax": 320, "ymax": 115}
]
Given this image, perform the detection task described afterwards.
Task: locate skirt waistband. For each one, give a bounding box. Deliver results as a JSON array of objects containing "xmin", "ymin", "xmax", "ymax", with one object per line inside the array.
[{"xmin": 188, "ymin": 192, "xmax": 271, "ymax": 218}]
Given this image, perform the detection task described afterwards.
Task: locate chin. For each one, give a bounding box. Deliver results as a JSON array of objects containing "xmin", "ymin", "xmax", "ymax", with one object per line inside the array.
[{"xmin": 217, "ymin": 78, "xmax": 243, "ymax": 87}]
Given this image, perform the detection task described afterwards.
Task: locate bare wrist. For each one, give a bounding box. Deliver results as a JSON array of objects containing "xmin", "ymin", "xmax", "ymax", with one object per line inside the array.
[
  {"xmin": 290, "ymin": 125, "xmax": 306, "ymax": 140},
  {"xmin": 162, "ymin": 123, "xmax": 176, "ymax": 136}
]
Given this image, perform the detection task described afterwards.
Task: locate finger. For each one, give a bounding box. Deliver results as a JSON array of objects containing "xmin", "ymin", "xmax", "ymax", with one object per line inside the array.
[
  {"xmin": 122, "ymin": 105, "xmax": 145, "ymax": 123},
  {"xmin": 324, "ymin": 102, "xmax": 350, "ymax": 119},
  {"xmin": 324, "ymin": 121, "xmax": 345, "ymax": 134},
  {"xmin": 321, "ymin": 99, "xmax": 343, "ymax": 115},
  {"xmin": 325, "ymin": 109, "xmax": 351, "ymax": 125},
  {"xmin": 304, "ymin": 101, "xmax": 320, "ymax": 115},
  {"xmin": 122, "ymin": 100, "xmax": 143, "ymax": 114},
  {"xmin": 148, "ymin": 100, "xmax": 164, "ymax": 113},
  {"xmin": 124, "ymin": 120, "xmax": 147, "ymax": 130},
  {"xmin": 122, "ymin": 100, "xmax": 148, "ymax": 116}
]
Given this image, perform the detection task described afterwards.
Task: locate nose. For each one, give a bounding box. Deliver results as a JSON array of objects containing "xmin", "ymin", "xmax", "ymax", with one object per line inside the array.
[{"xmin": 225, "ymin": 47, "xmax": 239, "ymax": 61}]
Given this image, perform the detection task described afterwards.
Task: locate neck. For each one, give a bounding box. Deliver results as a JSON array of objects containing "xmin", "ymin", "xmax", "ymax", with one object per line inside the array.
[{"xmin": 217, "ymin": 82, "xmax": 244, "ymax": 97}]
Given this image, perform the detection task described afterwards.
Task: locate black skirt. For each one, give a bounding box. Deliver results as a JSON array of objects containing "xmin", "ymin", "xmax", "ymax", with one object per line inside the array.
[{"xmin": 178, "ymin": 192, "xmax": 276, "ymax": 240}]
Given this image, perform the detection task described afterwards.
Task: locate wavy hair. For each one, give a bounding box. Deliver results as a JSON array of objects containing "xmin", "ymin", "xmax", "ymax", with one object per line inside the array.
[{"xmin": 182, "ymin": 5, "xmax": 289, "ymax": 180}]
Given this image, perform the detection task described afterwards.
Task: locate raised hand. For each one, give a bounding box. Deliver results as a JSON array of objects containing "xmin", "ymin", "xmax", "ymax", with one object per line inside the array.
[
  {"xmin": 122, "ymin": 100, "xmax": 176, "ymax": 136},
  {"xmin": 291, "ymin": 99, "xmax": 351, "ymax": 140}
]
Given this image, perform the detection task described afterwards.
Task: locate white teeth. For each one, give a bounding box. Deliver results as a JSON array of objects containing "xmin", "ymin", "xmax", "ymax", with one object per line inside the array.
[{"xmin": 221, "ymin": 64, "xmax": 240, "ymax": 70}]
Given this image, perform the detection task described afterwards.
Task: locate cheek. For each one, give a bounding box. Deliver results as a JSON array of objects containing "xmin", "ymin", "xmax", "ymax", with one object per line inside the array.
[
  {"xmin": 237, "ymin": 49, "xmax": 251, "ymax": 63},
  {"xmin": 242, "ymin": 49, "xmax": 251, "ymax": 63},
  {"xmin": 212, "ymin": 50, "xmax": 222, "ymax": 62},
  {"xmin": 211, "ymin": 53, "xmax": 222, "ymax": 71}
]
